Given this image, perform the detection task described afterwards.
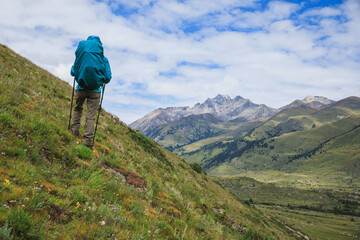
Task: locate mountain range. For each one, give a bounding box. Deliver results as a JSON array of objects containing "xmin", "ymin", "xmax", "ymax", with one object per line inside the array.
[
  {"xmin": 130, "ymin": 94, "xmax": 278, "ymax": 136},
  {"xmin": 131, "ymin": 93, "xmax": 360, "ymax": 177},
  {"xmin": 130, "ymin": 94, "xmax": 335, "ymax": 149}
]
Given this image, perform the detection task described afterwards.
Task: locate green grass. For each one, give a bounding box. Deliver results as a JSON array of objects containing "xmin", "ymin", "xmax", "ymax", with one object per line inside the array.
[
  {"xmin": 76, "ymin": 145, "xmax": 93, "ymax": 160},
  {"xmin": 0, "ymin": 44, "xmax": 296, "ymax": 239}
]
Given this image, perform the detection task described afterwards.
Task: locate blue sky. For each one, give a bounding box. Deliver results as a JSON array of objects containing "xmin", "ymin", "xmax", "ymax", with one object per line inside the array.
[{"xmin": 1, "ymin": 0, "xmax": 359, "ymax": 123}]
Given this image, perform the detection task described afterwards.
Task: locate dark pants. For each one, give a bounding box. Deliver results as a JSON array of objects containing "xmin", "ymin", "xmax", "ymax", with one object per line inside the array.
[{"xmin": 71, "ymin": 90, "xmax": 101, "ymax": 146}]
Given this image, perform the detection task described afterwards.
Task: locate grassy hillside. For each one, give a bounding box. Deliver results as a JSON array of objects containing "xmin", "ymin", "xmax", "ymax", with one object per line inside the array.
[
  {"xmin": 203, "ymin": 115, "xmax": 360, "ymax": 176},
  {"xmin": 172, "ymin": 120, "xmax": 265, "ymax": 162},
  {"xmin": 151, "ymin": 113, "xmax": 223, "ymax": 150},
  {"xmin": 0, "ymin": 44, "xmax": 298, "ymax": 239},
  {"xmin": 176, "ymin": 98, "xmax": 360, "ymax": 178},
  {"xmin": 153, "ymin": 115, "xmax": 264, "ymax": 153}
]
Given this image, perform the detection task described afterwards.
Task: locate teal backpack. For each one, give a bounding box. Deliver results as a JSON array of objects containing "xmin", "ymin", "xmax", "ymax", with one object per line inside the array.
[{"xmin": 72, "ymin": 36, "xmax": 106, "ymax": 91}]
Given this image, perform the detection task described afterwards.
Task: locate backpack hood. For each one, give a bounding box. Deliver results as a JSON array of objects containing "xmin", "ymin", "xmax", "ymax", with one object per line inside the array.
[{"xmin": 87, "ymin": 36, "xmax": 102, "ymax": 45}]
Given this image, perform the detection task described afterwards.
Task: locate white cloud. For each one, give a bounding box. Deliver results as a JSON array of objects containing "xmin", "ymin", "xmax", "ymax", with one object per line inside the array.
[
  {"xmin": 0, "ymin": 0, "xmax": 359, "ymax": 124},
  {"xmin": 301, "ymin": 6, "xmax": 342, "ymax": 18}
]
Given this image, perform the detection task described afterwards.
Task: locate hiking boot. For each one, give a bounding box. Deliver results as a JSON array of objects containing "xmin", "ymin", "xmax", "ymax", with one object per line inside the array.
[{"xmin": 71, "ymin": 130, "xmax": 79, "ymax": 137}]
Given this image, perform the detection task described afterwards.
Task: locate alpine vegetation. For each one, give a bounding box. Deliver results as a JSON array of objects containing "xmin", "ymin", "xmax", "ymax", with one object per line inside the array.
[{"xmin": 0, "ymin": 44, "xmax": 298, "ymax": 239}]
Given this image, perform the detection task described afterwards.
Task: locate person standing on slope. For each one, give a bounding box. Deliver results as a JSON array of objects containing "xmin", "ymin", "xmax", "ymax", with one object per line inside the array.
[{"xmin": 70, "ymin": 35, "xmax": 112, "ymax": 149}]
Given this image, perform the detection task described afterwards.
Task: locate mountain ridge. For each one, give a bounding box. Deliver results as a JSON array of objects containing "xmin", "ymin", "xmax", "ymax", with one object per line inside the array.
[
  {"xmin": 130, "ymin": 94, "xmax": 338, "ymax": 152},
  {"xmin": 280, "ymin": 95, "xmax": 334, "ymax": 110},
  {"xmin": 130, "ymin": 94, "xmax": 278, "ymax": 139}
]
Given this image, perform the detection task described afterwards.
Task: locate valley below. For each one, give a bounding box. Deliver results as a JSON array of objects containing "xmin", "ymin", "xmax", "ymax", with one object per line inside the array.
[
  {"xmin": 214, "ymin": 172, "xmax": 359, "ymax": 240},
  {"xmin": 132, "ymin": 94, "xmax": 360, "ymax": 239}
]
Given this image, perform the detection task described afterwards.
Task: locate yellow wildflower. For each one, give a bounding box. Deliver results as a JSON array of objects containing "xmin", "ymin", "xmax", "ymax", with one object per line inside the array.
[
  {"xmin": 4, "ymin": 179, "xmax": 10, "ymax": 185},
  {"xmin": 76, "ymin": 202, "xmax": 80, "ymax": 209}
]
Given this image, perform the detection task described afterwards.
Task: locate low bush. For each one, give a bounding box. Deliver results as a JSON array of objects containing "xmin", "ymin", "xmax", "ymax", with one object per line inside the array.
[
  {"xmin": 76, "ymin": 145, "xmax": 93, "ymax": 160},
  {"xmin": 7, "ymin": 207, "xmax": 34, "ymax": 239},
  {"xmin": 0, "ymin": 113, "xmax": 12, "ymax": 127},
  {"xmin": 0, "ymin": 223, "xmax": 14, "ymax": 240},
  {"xmin": 190, "ymin": 163, "xmax": 203, "ymax": 174}
]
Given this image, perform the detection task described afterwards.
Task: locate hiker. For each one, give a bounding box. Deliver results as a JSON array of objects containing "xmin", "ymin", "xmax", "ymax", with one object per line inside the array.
[{"xmin": 70, "ymin": 35, "xmax": 111, "ymax": 149}]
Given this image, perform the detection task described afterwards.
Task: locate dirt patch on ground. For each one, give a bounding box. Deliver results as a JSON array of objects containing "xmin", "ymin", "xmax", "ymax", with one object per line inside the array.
[
  {"xmin": 48, "ymin": 202, "xmax": 73, "ymax": 223},
  {"xmin": 114, "ymin": 168, "xmax": 147, "ymax": 188}
]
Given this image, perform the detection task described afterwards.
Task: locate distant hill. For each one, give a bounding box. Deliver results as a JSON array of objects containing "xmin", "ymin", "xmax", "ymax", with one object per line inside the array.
[
  {"xmin": 0, "ymin": 44, "xmax": 295, "ymax": 239},
  {"xmin": 281, "ymin": 95, "xmax": 334, "ymax": 110},
  {"xmin": 178, "ymin": 96, "xmax": 360, "ymax": 176}
]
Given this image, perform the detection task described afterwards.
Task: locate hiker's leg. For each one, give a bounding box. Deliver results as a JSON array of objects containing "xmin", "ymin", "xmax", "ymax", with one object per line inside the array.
[
  {"xmin": 83, "ymin": 92, "xmax": 101, "ymax": 146},
  {"xmin": 71, "ymin": 90, "xmax": 86, "ymax": 133}
]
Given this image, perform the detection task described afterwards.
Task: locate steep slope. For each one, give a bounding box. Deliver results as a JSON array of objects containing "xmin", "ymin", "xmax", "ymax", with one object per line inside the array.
[{"xmin": 0, "ymin": 44, "xmax": 296, "ymax": 239}]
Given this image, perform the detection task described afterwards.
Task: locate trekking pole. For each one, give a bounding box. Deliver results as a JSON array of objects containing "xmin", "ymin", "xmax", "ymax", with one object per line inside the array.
[
  {"xmin": 68, "ymin": 78, "xmax": 76, "ymax": 130},
  {"xmin": 92, "ymin": 84, "xmax": 106, "ymax": 148}
]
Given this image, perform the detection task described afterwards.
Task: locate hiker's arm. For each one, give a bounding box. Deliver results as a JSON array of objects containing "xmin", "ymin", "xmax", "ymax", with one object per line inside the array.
[{"xmin": 104, "ymin": 57, "xmax": 112, "ymax": 83}]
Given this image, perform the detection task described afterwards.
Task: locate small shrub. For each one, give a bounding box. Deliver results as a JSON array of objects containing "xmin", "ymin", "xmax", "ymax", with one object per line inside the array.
[
  {"xmin": 29, "ymin": 191, "xmax": 48, "ymax": 211},
  {"xmin": 87, "ymin": 169, "xmax": 106, "ymax": 191},
  {"xmin": 0, "ymin": 113, "xmax": 12, "ymax": 127},
  {"xmin": 20, "ymin": 86, "xmax": 31, "ymax": 95},
  {"xmin": 130, "ymin": 201, "xmax": 145, "ymax": 217},
  {"xmin": 70, "ymin": 186, "xmax": 89, "ymax": 204},
  {"xmin": 0, "ymin": 223, "xmax": 14, "ymax": 240},
  {"xmin": 190, "ymin": 163, "xmax": 202, "ymax": 174},
  {"xmin": 42, "ymin": 83, "xmax": 50, "ymax": 89},
  {"xmin": 56, "ymin": 90, "xmax": 66, "ymax": 100},
  {"xmin": 31, "ymin": 120, "xmax": 55, "ymax": 136},
  {"xmin": 5, "ymin": 146, "xmax": 26, "ymax": 158},
  {"xmin": 76, "ymin": 145, "xmax": 93, "ymax": 160},
  {"xmin": 7, "ymin": 207, "xmax": 33, "ymax": 239},
  {"xmin": 29, "ymin": 149, "xmax": 41, "ymax": 164},
  {"xmin": 62, "ymin": 147, "xmax": 76, "ymax": 167},
  {"xmin": 60, "ymin": 130, "xmax": 71, "ymax": 143}
]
